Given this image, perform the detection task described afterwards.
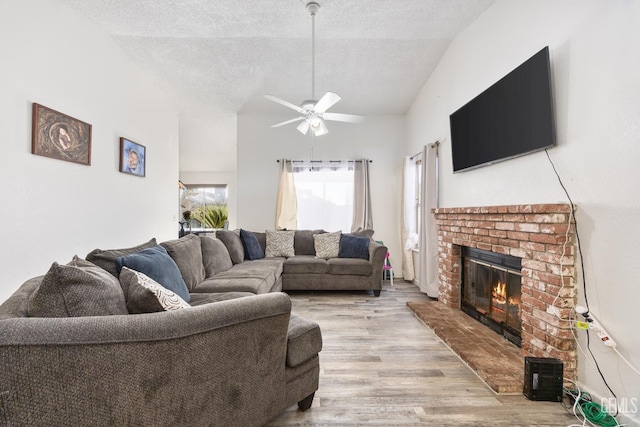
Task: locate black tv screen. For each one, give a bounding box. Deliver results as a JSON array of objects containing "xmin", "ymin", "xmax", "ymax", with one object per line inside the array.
[{"xmin": 450, "ymin": 46, "xmax": 556, "ymax": 173}]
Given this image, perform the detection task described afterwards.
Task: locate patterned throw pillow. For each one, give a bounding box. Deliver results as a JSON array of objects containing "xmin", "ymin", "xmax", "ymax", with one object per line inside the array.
[
  {"xmin": 119, "ymin": 267, "xmax": 190, "ymax": 313},
  {"xmin": 265, "ymin": 230, "xmax": 295, "ymax": 257},
  {"xmin": 313, "ymin": 231, "xmax": 341, "ymax": 259}
]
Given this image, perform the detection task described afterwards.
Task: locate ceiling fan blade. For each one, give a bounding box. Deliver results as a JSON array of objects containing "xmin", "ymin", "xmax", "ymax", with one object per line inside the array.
[
  {"xmin": 311, "ymin": 119, "xmax": 329, "ymax": 136},
  {"xmin": 270, "ymin": 117, "xmax": 305, "ymax": 128},
  {"xmin": 265, "ymin": 95, "xmax": 307, "ymax": 115},
  {"xmin": 322, "ymin": 112, "xmax": 366, "ymax": 123},
  {"xmin": 313, "ymin": 92, "xmax": 341, "ymax": 113},
  {"xmin": 297, "ymin": 120, "xmax": 310, "ymax": 135}
]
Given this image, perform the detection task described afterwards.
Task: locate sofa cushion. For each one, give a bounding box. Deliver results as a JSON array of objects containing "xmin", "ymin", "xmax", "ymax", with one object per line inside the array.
[
  {"xmin": 119, "ymin": 267, "xmax": 190, "ymax": 313},
  {"xmin": 215, "ymin": 230, "xmax": 245, "ymax": 264},
  {"xmin": 327, "ymin": 257, "xmax": 373, "ymax": 276},
  {"xmin": 338, "ymin": 234, "xmax": 370, "ymax": 260},
  {"xmin": 160, "ymin": 234, "xmax": 206, "ymax": 291},
  {"xmin": 244, "ymin": 258, "xmax": 284, "ymax": 278},
  {"xmin": 287, "ymin": 313, "xmax": 323, "ymax": 367},
  {"xmin": 266, "ymin": 230, "xmax": 295, "ymax": 257},
  {"xmin": 200, "ymin": 236, "xmax": 233, "ymax": 277},
  {"xmin": 344, "ymin": 229, "xmax": 374, "ymax": 239},
  {"xmin": 188, "ymin": 292, "xmax": 254, "ymax": 306},
  {"xmin": 240, "ymin": 229, "xmax": 265, "ymax": 260},
  {"xmin": 294, "ymin": 229, "xmax": 325, "ymax": 255},
  {"xmin": 115, "ymin": 245, "xmax": 190, "ymax": 303},
  {"xmin": 194, "ymin": 276, "xmax": 272, "ymax": 294},
  {"xmin": 86, "ymin": 238, "xmax": 157, "ymax": 277},
  {"xmin": 28, "ymin": 257, "xmax": 128, "ymax": 318},
  {"xmin": 313, "ymin": 231, "xmax": 341, "ymax": 259},
  {"xmin": 283, "ymin": 256, "xmax": 327, "ymax": 274}
]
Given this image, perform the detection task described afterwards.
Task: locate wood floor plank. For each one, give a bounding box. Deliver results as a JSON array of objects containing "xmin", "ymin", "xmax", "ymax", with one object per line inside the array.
[{"xmin": 265, "ymin": 280, "xmax": 574, "ymax": 426}]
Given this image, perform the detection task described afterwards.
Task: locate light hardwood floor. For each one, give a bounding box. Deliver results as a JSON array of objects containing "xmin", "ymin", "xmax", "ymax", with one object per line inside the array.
[{"xmin": 265, "ymin": 280, "xmax": 575, "ymax": 427}]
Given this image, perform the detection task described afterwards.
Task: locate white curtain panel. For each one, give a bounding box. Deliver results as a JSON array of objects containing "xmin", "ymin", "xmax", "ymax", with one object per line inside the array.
[
  {"xmin": 351, "ymin": 159, "xmax": 373, "ymax": 232},
  {"xmin": 275, "ymin": 159, "xmax": 297, "ymax": 230},
  {"xmin": 401, "ymin": 157, "xmax": 416, "ymax": 281},
  {"xmin": 418, "ymin": 144, "xmax": 439, "ymax": 297}
]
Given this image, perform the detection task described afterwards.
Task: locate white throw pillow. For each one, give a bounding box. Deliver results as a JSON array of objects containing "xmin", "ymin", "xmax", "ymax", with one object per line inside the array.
[
  {"xmin": 314, "ymin": 231, "xmax": 341, "ymax": 259},
  {"xmin": 265, "ymin": 230, "xmax": 295, "ymax": 257},
  {"xmin": 119, "ymin": 267, "xmax": 190, "ymax": 313}
]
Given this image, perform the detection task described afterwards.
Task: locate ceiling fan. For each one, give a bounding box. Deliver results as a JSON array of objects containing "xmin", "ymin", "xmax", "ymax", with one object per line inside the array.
[{"xmin": 265, "ymin": 1, "xmax": 364, "ymax": 137}]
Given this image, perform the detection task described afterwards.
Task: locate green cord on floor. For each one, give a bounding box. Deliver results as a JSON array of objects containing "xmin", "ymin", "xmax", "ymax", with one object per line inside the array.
[{"xmin": 580, "ymin": 401, "xmax": 618, "ymax": 427}]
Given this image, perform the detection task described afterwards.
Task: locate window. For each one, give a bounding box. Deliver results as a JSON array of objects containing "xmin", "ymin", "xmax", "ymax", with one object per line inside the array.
[
  {"xmin": 293, "ymin": 162, "xmax": 354, "ymax": 232},
  {"xmin": 180, "ymin": 184, "xmax": 228, "ymax": 229},
  {"xmin": 403, "ymin": 156, "xmax": 421, "ymax": 250},
  {"xmin": 415, "ymin": 158, "xmax": 422, "ymax": 242}
]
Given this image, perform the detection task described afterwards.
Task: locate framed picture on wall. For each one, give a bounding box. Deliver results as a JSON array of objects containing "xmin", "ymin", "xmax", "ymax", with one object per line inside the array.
[
  {"xmin": 31, "ymin": 103, "xmax": 92, "ymax": 165},
  {"xmin": 119, "ymin": 137, "xmax": 146, "ymax": 177}
]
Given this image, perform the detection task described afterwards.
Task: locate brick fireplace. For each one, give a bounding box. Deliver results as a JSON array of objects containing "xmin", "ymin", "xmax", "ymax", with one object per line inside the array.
[{"xmin": 434, "ymin": 203, "xmax": 577, "ymax": 379}]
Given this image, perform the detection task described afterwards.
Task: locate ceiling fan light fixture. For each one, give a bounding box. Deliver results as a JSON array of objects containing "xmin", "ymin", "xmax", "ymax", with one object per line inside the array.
[
  {"xmin": 264, "ymin": 1, "xmax": 364, "ymax": 136},
  {"xmin": 309, "ymin": 116, "xmax": 322, "ymax": 128},
  {"xmin": 312, "ymin": 119, "xmax": 328, "ymax": 136},
  {"xmin": 297, "ymin": 120, "xmax": 310, "ymax": 135}
]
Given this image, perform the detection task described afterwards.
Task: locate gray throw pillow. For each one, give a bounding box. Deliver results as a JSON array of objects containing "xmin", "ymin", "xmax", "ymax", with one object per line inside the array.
[
  {"xmin": 160, "ymin": 234, "xmax": 205, "ymax": 291},
  {"xmin": 215, "ymin": 230, "xmax": 245, "ymax": 264},
  {"xmin": 119, "ymin": 267, "xmax": 190, "ymax": 314},
  {"xmin": 200, "ymin": 236, "xmax": 233, "ymax": 277},
  {"xmin": 86, "ymin": 238, "xmax": 157, "ymax": 277},
  {"xmin": 28, "ymin": 256, "xmax": 128, "ymax": 318},
  {"xmin": 265, "ymin": 230, "xmax": 295, "ymax": 257}
]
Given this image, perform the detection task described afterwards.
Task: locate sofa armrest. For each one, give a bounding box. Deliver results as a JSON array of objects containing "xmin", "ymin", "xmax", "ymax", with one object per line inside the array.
[
  {"xmin": 0, "ymin": 293, "xmax": 292, "ymax": 426},
  {"xmin": 368, "ymin": 241, "xmax": 388, "ymax": 294}
]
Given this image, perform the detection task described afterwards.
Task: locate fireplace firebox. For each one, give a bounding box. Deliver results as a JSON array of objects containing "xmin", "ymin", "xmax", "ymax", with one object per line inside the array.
[{"xmin": 461, "ymin": 247, "xmax": 522, "ymax": 347}]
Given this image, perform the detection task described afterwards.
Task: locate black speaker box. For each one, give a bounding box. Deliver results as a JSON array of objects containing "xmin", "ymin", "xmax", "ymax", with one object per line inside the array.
[{"xmin": 523, "ymin": 356, "xmax": 563, "ymax": 402}]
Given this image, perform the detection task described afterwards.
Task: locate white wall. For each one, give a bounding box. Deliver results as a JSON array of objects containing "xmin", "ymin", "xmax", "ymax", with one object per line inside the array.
[
  {"xmin": 179, "ymin": 113, "xmax": 238, "ymax": 228},
  {"xmin": 237, "ymin": 113, "xmax": 404, "ymax": 271},
  {"xmin": 406, "ymin": 0, "xmax": 640, "ymax": 422},
  {"xmin": 0, "ymin": 0, "xmax": 179, "ymax": 302}
]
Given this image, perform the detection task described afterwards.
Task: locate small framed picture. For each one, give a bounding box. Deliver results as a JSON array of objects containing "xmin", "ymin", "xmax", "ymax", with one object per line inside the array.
[
  {"xmin": 119, "ymin": 137, "xmax": 146, "ymax": 177},
  {"xmin": 32, "ymin": 103, "xmax": 92, "ymax": 165}
]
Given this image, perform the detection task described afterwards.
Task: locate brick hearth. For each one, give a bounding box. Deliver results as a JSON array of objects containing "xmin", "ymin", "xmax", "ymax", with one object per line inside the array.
[{"xmin": 434, "ymin": 204, "xmax": 577, "ymax": 379}]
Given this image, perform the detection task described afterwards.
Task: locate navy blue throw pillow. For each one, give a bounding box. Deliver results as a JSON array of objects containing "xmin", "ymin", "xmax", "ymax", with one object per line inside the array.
[
  {"xmin": 338, "ymin": 234, "xmax": 370, "ymax": 260},
  {"xmin": 240, "ymin": 229, "xmax": 265, "ymax": 260},
  {"xmin": 115, "ymin": 245, "xmax": 190, "ymax": 303}
]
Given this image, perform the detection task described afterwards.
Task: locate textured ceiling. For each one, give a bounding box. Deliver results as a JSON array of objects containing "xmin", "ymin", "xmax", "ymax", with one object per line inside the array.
[{"xmin": 57, "ymin": 0, "xmax": 495, "ymax": 117}]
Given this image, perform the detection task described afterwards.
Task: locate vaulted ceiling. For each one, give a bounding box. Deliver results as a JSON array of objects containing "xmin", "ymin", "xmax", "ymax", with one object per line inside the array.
[{"xmin": 57, "ymin": 0, "xmax": 495, "ymax": 118}]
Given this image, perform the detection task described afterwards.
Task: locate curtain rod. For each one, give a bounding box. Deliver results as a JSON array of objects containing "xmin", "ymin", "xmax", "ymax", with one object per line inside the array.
[
  {"xmin": 409, "ymin": 141, "xmax": 439, "ymax": 160},
  {"xmin": 276, "ymin": 159, "xmax": 372, "ymax": 163}
]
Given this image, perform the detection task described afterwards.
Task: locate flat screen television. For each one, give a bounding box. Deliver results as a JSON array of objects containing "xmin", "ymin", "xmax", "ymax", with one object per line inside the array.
[{"xmin": 449, "ymin": 46, "xmax": 556, "ymax": 173}]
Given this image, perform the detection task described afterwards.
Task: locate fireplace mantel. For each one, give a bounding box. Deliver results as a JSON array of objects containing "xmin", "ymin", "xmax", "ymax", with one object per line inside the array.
[{"xmin": 434, "ymin": 203, "xmax": 577, "ymax": 378}]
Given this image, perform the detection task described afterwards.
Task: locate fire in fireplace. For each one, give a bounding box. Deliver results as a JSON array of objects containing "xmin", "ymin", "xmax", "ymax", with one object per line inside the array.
[{"xmin": 461, "ymin": 247, "xmax": 522, "ymax": 346}]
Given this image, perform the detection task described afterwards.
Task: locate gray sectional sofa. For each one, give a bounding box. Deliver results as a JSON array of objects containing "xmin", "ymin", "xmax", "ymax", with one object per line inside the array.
[
  {"xmin": 0, "ymin": 234, "xmax": 323, "ymax": 427},
  {"xmin": 214, "ymin": 229, "xmax": 388, "ymax": 297}
]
